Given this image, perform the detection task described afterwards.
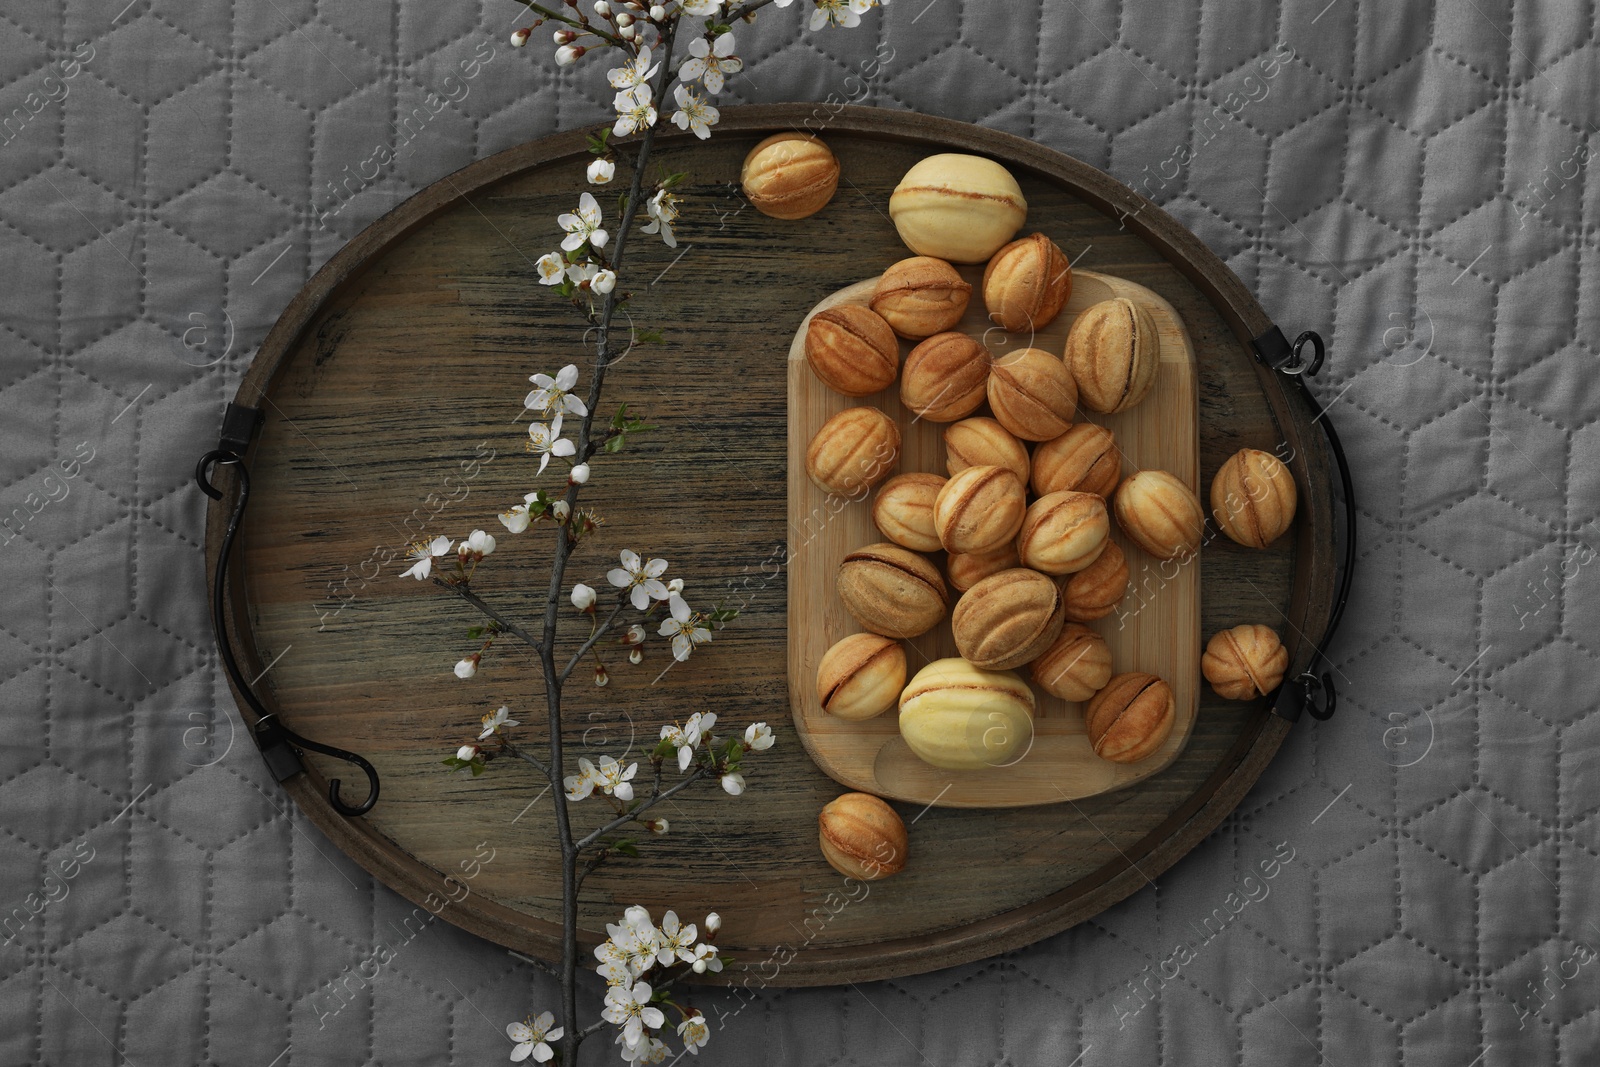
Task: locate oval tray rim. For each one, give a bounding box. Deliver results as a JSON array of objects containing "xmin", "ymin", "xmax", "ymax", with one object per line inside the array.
[{"xmin": 205, "ymin": 103, "xmax": 1331, "ymax": 986}]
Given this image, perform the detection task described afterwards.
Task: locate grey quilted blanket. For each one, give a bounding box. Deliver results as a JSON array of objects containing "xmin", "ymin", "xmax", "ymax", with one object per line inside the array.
[{"xmin": 1, "ymin": 0, "xmax": 1590, "ymax": 1063}]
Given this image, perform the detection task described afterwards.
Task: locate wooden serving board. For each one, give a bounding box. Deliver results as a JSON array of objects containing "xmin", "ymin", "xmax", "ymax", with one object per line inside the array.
[
  {"xmin": 206, "ymin": 105, "xmax": 1340, "ymax": 985},
  {"xmin": 788, "ymin": 271, "xmax": 1200, "ymax": 807}
]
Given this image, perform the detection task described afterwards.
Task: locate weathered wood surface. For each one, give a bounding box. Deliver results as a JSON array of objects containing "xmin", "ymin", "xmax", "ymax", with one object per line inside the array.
[
  {"xmin": 788, "ymin": 271, "xmax": 1201, "ymax": 806},
  {"xmin": 210, "ymin": 105, "xmax": 1327, "ymax": 985}
]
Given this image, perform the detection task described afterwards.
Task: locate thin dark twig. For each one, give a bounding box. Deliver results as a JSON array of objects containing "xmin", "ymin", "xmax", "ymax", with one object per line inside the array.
[
  {"xmin": 506, "ymin": 742, "xmax": 549, "ymax": 776},
  {"xmin": 576, "ymin": 766, "xmax": 710, "ymax": 851},
  {"xmin": 560, "ymin": 597, "xmax": 630, "ymax": 682},
  {"xmin": 441, "ymin": 581, "xmax": 543, "ymax": 652}
]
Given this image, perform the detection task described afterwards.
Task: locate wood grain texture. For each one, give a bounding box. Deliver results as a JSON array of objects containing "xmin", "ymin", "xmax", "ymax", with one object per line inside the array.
[
  {"xmin": 788, "ymin": 271, "xmax": 1200, "ymax": 806},
  {"xmin": 204, "ymin": 105, "xmax": 1336, "ymax": 986}
]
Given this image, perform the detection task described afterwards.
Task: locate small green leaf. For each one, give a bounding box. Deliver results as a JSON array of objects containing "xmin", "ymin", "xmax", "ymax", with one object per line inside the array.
[
  {"xmin": 466, "ymin": 626, "xmax": 485, "ymax": 640},
  {"xmin": 634, "ymin": 328, "xmax": 665, "ymax": 345},
  {"xmin": 612, "ymin": 839, "xmax": 640, "ymax": 858}
]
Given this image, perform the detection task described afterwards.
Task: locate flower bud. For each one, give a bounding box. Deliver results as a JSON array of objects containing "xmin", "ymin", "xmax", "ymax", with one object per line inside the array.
[
  {"xmin": 570, "ymin": 463, "xmax": 591, "ymax": 484},
  {"xmin": 510, "ymin": 27, "xmax": 531, "ymax": 47},
  {"xmin": 692, "ymin": 959, "xmax": 707, "ymax": 974},
  {"xmin": 595, "ymin": 663, "xmax": 610, "ymax": 687},
  {"xmin": 623, "ymin": 623, "xmax": 646, "ymax": 646},
  {"xmin": 646, "ymin": 818, "xmax": 668, "ymax": 834},
  {"xmin": 588, "ymin": 158, "xmax": 616, "ymax": 185},
  {"xmin": 552, "ymin": 500, "xmax": 572, "ymax": 522},
  {"xmin": 704, "ymin": 912, "xmax": 721, "ymax": 934},
  {"xmin": 628, "ymin": 647, "xmax": 642, "ymax": 664},
  {"xmin": 456, "ymin": 744, "xmax": 479, "ymax": 762},
  {"xmin": 616, "ymin": 13, "xmax": 633, "ymax": 26},
  {"xmin": 571, "ymin": 583, "xmax": 597, "ymax": 610},
  {"xmin": 618, "ymin": 23, "xmax": 637, "ymax": 38},
  {"xmin": 720, "ymin": 772, "xmax": 745, "ymax": 796},
  {"xmin": 593, "ymin": 269, "xmax": 617, "ymax": 295},
  {"xmin": 454, "ymin": 655, "xmax": 479, "ymax": 679},
  {"xmin": 553, "ymin": 28, "xmax": 576, "ymax": 43},
  {"xmin": 650, "ymin": 4, "xmax": 666, "ymax": 18},
  {"xmin": 666, "ymin": 578, "xmax": 684, "ymax": 595},
  {"xmin": 555, "ymin": 44, "xmax": 583, "ymax": 65},
  {"xmin": 593, "ymin": 0, "xmax": 609, "ymax": 13}
]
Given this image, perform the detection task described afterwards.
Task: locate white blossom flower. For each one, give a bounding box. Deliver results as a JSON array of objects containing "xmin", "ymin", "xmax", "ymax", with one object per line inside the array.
[
  {"xmin": 659, "ymin": 594, "xmax": 712, "ymax": 661},
  {"xmin": 400, "ymin": 535, "xmax": 453, "ymax": 579},
  {"xmin": 527, "ymin": 417, "xmax": 576, "ymax": 475},
  {"xmin": 811, "ymin": 0, "xmax": 861, "ymax": 29},
  {"xmin": 499, "ymin": 503, "xmax": 530, "ymax": 533},
  {"xmin": 678, "ymin": 1013, "xmax": 710, "ymax": 1054},
  {"xmin": 607, "ymin": 549, "xmax": 670, "ymax": 610},
  {"xmin": 480, "ymin": 705, "xmax": 519, "ymax": 740},
  {"xmin": 551, "ymin": 500, "xmax": 571, "ymax": 522},
  {"xmin": 645, "ymin": 817, "xmax": 668, "ymax": 834},
  {"xmin": 595, "ymin": 947, "xmax": 632, "ymax": 986},
  {"xmin": 558, "ymin": 192, "xmax": 608, "ymax": 251},
  {"xmin": 592, "ymin": 268, "xmax": 617, "ymax": 295},
  {"xmin": 682, "ymin": 0, "xmax": 721, "ymax": 14},
  {"xmin": 671, "ymin": 83, "xmax": 719, "ymax": 140},
  {"xmin": 595, "ymin": 755, "xmax": 638, "ymax": 801},
  {"xmin": 456, "ymin": 744, "xmax": 480, "ymax": 762},
  {"xmin": 460, "ymin": 529, "xmax": 496, "ymax": 558},
  {"xmin": 624, "ymin": 623, "xmax": 647, "ymax": 646},
  {"xmin": 536, "ymin": 251, "xmax": 567, "ymax": 286},
  {"xmin": 571, "ymin": 583, "xmax": 597, "ymax": 610},
  {"xmin": 640, "ymin": 189, "xmax": 679, "ymax": 247},
  {"xmin": 617, "ymin": 1034, "xmax": 669, "ymax": 1065},
  {"xmin": 679, "ymin": 33, "xmax": 741, "ymax": 93},
  {"xmin": 588, "ymin": 158, "xmax": 616, "ymax": 184},
  {"xmin": 720, "ymin": 772, "xmax": 745, "ymax": 796},
  {"xmin": 688, "ymin": 941, "xmax": 723, "ymax": 974},
  {"xmin": 684, "ymin": 711, "xmax": 717, "ymax": 747},
  {"xmin": 612, "ymin": 85, "xmax": 657, "ymax": 137},
  {"xmin": 528, "ymin": 364, "xmax": 589, "ymax": 420},
  {"xmin": 507, "ymin": 1012, "xmax": 563, "ymax": 1063},
  {"xmin": 704, "ymin": 912, "xmax": 721, "ymax": 935},
  {"xmin": 607, "ymin": 46, "xmax": 659, "ymax": 95},
  {"xmin": 744, "ymin": 722, "xmax": 774, "ymax": 750},
  {"xmin": 570, "ymin": 463, "xmax": 591, "ymax": 485},
  {"xmin": 602, "ymin": 980, "xmax": 665, "ymax": 1049},
  {"xmin": 666, "ymin": 577, "xmax": 684, "ymax": 595},
  {"xmin": 565, "ymin": 260, "xmax": 599, "ymax": 288},
  {"xmin": 655, "ymin": 911, "xmax": 698, "ymax": 965},
  {"xmin": 454, "ymin": 655, "xmax": 479, "ymax": 679},
  {"xmin": 565, "ymin": 757, "xmax": 600, "ymax": 801}
]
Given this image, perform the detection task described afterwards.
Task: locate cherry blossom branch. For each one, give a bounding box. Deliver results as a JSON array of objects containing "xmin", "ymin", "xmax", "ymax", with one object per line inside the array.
[
  {"xmin": 575, "ymin": 765, "xmax": 711, "ymax": 851},
  {"xmin": 536, "ymin": 29, "xmax": 686, "ymax": 1063},
  {"xmin": 439, "ymin": 580, "xmax": 544, "ymax": 653},
  {"xmin": 516, "ymin": 0, "xmax": 627, "ymax": 47},
  {"xmin": 559, "ymin": 597, "xmax": 631, "ymax": 682}
]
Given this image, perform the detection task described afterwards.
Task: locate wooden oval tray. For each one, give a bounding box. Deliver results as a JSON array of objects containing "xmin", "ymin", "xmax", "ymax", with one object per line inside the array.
[
  {"xmin": 205, "ymin": 104, "xmax": 1338, "ymax": 986},
  {"xmin": 788, "ymin": 271, "xmax": 1200, "ymax": 806}
]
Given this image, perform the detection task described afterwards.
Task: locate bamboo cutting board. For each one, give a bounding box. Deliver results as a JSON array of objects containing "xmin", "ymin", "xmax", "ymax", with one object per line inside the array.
[{"xmin": 787, "ymin": 270, "xmax": 1199, "ymax": 807}]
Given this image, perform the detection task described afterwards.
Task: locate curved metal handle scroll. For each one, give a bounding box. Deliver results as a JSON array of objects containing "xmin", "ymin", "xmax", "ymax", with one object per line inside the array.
[
  {"xmin": 1252, "ymin": 328, "xmax": 1355, "ymax": 722},
  {"xmin": 197, "ymin": 448, "xmax": 381, "ymax": 816}
]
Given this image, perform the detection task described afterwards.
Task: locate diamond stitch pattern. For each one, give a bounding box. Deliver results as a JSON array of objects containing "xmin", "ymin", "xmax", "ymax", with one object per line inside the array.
[{"xmin": 1, "ymin": 0, "xmax": 1595, "ymax": 1062}]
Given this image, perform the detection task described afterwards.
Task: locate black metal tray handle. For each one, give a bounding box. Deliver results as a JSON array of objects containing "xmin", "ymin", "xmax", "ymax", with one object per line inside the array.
[
  {"xmin": 196, "ymin": 403, "xmax": 380, "ymax": 816},
  {"xmin": 1252, "ymin": 327, "xmax": 1355, "ymax": 723}
]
